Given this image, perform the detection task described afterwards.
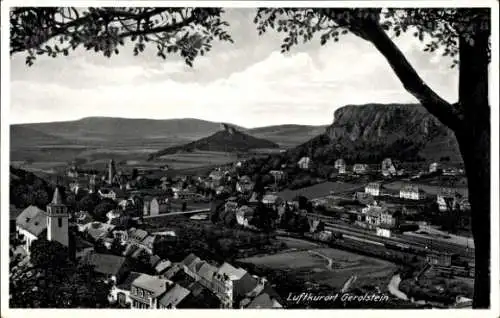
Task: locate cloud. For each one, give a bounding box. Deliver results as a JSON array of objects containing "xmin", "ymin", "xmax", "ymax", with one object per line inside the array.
[{"xmin": 10, "ymin": 10, "xmax": 458, "ymax": 127}]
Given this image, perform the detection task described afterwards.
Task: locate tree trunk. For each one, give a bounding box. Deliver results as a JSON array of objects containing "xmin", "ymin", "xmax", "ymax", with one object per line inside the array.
[{"xmin": 456, "ymin": 25, "xmax": 490, "ymax": 309}]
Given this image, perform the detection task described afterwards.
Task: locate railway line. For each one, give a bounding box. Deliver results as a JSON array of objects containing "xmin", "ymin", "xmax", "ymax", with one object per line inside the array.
[{"xmin": 323, "ymin": 222, "xmax": 473, "ymax": 260}]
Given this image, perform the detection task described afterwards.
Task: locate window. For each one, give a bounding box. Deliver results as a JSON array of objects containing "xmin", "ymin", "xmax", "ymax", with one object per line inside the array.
[{"xmin": 58, "ymin": 217, "xmax": 63, "ymax": 227}]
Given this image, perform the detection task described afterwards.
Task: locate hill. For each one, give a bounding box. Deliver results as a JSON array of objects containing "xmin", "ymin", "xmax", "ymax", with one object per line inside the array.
[
  {"xmin": 148, "ymin": 124, "xmax": 280, "ymax": 161},
  {"xmin": 11, "ymin": 117, "xmax": 240, "ymax": 147},
  {"xmin": 248, "ymin": 124, "xmax": 328, "ymax": 148},
  {"xmin": 11, "ymin": 117, "xmax": 325, "ymax": 149},
  {"xmin": 286, "ymin": 103, "xmax": 462, "ymax": 164},
  {"xmin": 11, "ymin": 126, "xmax": 70, "ymax": 148}
]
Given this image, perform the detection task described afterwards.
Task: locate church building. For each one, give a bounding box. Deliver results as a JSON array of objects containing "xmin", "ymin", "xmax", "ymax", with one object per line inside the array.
[{"xmin": 15, "ymin": 187, "xmax": 69, "ymax": 254}]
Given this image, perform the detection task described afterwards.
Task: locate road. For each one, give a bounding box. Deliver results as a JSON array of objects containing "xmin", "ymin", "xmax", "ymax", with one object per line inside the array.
[{"xmin": 133, "ymin": 208, "xmax": 210, "ymax": 220}]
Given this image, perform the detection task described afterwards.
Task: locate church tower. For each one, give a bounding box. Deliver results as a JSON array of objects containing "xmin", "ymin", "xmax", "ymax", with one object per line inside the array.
[
  {"xmin": 46, "ymin": 187, "xmax": 69, "ymax": 247},
  {"xmin": 108, "ymin": 159, "xmax": 116, "ymax": 185}
]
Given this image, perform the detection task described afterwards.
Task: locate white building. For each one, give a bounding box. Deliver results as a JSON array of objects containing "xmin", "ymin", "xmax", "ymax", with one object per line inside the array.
[
  {"xmin": 353, "ymin": 164, "xmax": 369, "ymax": 174},
  {"xmin": 429, "ymin": 162, "xmax": 440, "ymax": 173},
  {"xmin": 298, "ymin": 157, "xmax": 312, "ymax": 170},
  {"xmin": 98, "ymin": 188, "xmax": 117, "ymax": 200},
  {"xmin": 365, "ymin": 182, "xmax": 381, "ymax": 196},
  {"xmin": 399, "ymin": 185, "xmax": 426, "ymax": 200},
  {"xmin": 376, "ymin": 227, "xmax": 391, "ymax": 238}
]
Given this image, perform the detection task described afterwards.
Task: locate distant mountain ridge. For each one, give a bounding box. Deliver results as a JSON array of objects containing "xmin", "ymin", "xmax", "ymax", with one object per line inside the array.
[
  {"xmin": 147, "ymin": 124, "xmax": 280, "ymax": 161},
  {"xmin": 11, "ymin": 117, "xmax": 329, "ymax": 150}
]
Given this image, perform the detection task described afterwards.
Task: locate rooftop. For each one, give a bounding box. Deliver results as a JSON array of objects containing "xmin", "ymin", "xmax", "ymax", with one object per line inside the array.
[
  {"xmin": 116, "ymin": 271, "xmax": 142, "ymax": 291},
  {"xmin": 16, "ymin": 205, "xmax": 47, "ymax": 236},
  {"xmin": 158, "ymin": 284, "xmax": 191, "ymax": 308},
  {"xmin": 51, "ymin": 187, "xmax": 64, "ymax": 205},
  {"xmin": 217, "ymin": 262, "xmax": 247, "ymax": 280},
  {"xmin": 132, "ymin": 274, "xmax": 171, "ymax": 297}
]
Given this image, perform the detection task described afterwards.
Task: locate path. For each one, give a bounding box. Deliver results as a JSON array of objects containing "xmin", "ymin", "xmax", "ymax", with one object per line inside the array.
[
  {"xmin": 308, "ymin": 250, "xmax": 334, "ymax": 270},
  {"xmin": 387, "ymin": 274, "xmax": 409, "ymax": 301}
]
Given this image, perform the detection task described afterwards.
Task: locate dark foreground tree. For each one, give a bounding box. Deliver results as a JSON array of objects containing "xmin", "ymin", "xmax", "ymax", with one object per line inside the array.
[
  {"xmin": 10, "ymin": 7, "xmax": 491, "ymax": 308},
  {"xmin": 10, "ymin": 239, "xmax": 110, "ymax": 308}
]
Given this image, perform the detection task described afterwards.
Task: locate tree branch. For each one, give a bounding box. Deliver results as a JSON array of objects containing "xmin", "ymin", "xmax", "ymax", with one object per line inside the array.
[
  {"xmin": 117, "ymin": 14, "xmax": 198, "ymax": 39},
  {"xmin": 358, "ymin": 20, "xmax": 464, "ymax": 131}
]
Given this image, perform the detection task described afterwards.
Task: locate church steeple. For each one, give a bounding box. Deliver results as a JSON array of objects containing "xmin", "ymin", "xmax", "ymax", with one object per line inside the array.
[{"xmin": 51, "ymin": 187, "xmax": 63, "ymax": 205}]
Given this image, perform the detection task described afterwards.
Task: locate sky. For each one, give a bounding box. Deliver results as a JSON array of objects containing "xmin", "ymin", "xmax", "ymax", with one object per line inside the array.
[{"xmin": 10, "ymin": 8, "xmax": 459, "ymax": 128}]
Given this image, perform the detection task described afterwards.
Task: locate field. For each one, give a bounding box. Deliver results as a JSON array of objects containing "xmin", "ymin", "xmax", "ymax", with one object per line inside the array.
[
  {"xmin": 238, "ymin": 237, "xmax": 397, "ymax": 290},
  {"xmin": 157, "ymin": 151, "xmax": 239, "ymax": 170}
]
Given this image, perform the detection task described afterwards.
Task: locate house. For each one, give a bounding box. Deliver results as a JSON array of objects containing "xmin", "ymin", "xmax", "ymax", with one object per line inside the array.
[
  {"xmin": 426, "ymin": 251, "xmax": 454, "ymax": 267},
  {"xmin": 109, "ymin": 271, "xmax": 142, "ymax": 308},
  {"xmin": 182, "ymin": 253, "xmax": 203, "ymax": 278},
  {"xmin": 376, "ymin": 226, "xmax": 392, "ymax": 238},
  {"xmin": 298, "ymin": 157, "xmax": 312, "ymax": 170},
  {"xmin": 178, "ymin": 281, "xmax": 222, "ymax": 308},
  {"xmin": 155, "ymin": 260, "xmax": 173, "ymax": 276},
  {"xmin": 158, "ymin": 284, "xmax": 191, "ymax": 309},
  {"xmin": 361, "ymin": 202, "xmax": 388, "ymax": 228},
  {"xmin": 150, "ymin": 197, "xmax": 169, "ymax": 216},
  {"xmin": 128, "ymin": 228, "xmax": 149, "ymax": 244},
  {"xmin": 429, "ymin": 162, "xmax": 441, "ymax": 173},
  {"xmin": 16, "ymin": 205, "xmax": 47, "ymax": 253},
  {"xmin": 261, "ymin": 194, "xmax": 283, "ymax": 209},
  {"xmin": 209, "ymin": 170, "xmax": 225, "ymax": 187},
  {"xmin": 117, "ymin": 198, "xmax": 134, "ymax": 211},
  {"xmin": 98, "ymin": 188, "xmax": 117, "ymax": 200},
  {"xmin": 82, "ymin": 222, "xmax": 115, "ymax": 241},
  {"xmin": 458, "ymin": 198, "xmax": 471, "ymax": 211},
  {"xmin": 130, "ymin": 274, "xmax": 173, "ymax": 309},
  {"xmin": 365, "ymin": 182, "xmax": 382, "ymax": 196},
  {"xmin": 352, "ymin": 163, "xmax": 369, "ymax": 174},
  {"xmin": 236, "ymin": 206, "xmax": 255, "ymax": 228},
  {"xmin": 379, "ymin": 210, "xmax": 400, "ymax": 228},
  {"xmin": 149, "ymin": 254, "xmax": 162, "ymax": 268},
  {"xmin": 224, "ymin": 200, "xmax": 239, "ymax": 214},
  {"xmin": 215, "ymin": 262, "xmax": 260, "ymax": 308},
  {"xmin": 143, "ymin": 196, "xmax": 153, "ymax": 216},
  {"xmin": 241, "ymin": 289, "xmax": 283, "ymax": 309},
  {"xmin": 436, "ymin": 188, "xmax": 462, "ymax": 212},
  {"xmin": 194, "ymin": 261, "xmax": 220, "ymax": 291},
  {"xmin": 399, "ymin": 185, "xmax": 426, "ymax": 200},
  {"xmin": 334, "ymin": 159, "xmax": 346, "ymax": 173},
  {"xmin": 106, "ymin": 209, "xmax": 122, "ymax": 224},
  {"xmin": 381, "ymin": 158, "xmax": 397, "ymax": 177},
  {"xmin": 236, "ymin": 176, "xmax": 255, "ymax": 194},
  {"xmin": 269, "ymin": 170, "xmax": 287, "ymax": 183},
  {"xmin": 84, "ymin": 252, "xmax": 129, "ymax": 283}
]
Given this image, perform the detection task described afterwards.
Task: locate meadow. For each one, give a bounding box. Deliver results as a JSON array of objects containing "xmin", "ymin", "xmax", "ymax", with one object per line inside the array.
[{"xmin": 238, "ymin": 237, "xmax": 397, "ymax": 291}]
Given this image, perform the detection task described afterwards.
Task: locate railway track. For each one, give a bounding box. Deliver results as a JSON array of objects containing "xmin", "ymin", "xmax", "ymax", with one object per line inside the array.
[{"xmin": 324, "ymin": 222, "xmax": 473, "ymax": 259}]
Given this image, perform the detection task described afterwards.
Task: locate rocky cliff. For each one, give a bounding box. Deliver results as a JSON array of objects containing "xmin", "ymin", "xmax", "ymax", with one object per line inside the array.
[{"xmin": 289, "ymin": 103, "xmax": 462, "ymax": 164}]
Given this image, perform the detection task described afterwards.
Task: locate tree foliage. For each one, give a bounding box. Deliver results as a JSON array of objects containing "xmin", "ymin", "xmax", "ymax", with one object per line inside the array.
[
  {"xmin": 11, "ymin": 7, "xmax": 233, "ymax": 66},
  {"xmin": 10, "ymin": 239, "xmax": 111, "ymax": 308}
]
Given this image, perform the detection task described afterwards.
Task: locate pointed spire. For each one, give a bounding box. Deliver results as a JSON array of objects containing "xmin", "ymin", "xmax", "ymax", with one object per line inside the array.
[{"xmin": 51, "ymin": 187, "xmax": 63, "ymax": 205}]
